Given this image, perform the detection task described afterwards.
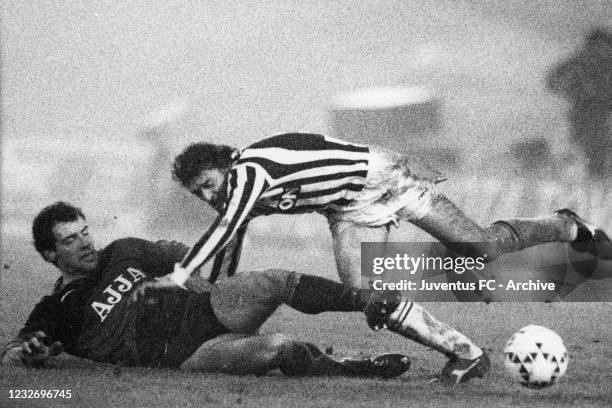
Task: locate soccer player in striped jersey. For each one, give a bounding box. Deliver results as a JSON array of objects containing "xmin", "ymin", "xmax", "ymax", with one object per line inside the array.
[
  {"xmin": 156, "ymin": 132, "xmax": 609, "ymax": 287},
  {"xmin": 135, "ymin": 132, "xmax": 609, "ymax": 383},
  {"xmin": 174, "ymin": 132, "xmax": 377, "ymax": 286}
]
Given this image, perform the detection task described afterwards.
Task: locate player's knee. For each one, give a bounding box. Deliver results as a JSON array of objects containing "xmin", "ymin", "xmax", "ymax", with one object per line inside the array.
[
  {"xmin": 268, "ymin": 336, "xmax": 315, "ymax": 376},
  {"xmin": 472, "ymin": 243, "xmax": 502, "ymax": 262},
  {"xmin": 258, "ymin": 269, "xmax": 301, "ymax": 296},
  {"xmin": 481, "ymin": 248, "xmax": 501, "ymax": 262},
  {"xmin": 468, "ymin": 243, "xmax": 498, "ymax": 262},
  {"xmin": 264, "ymin": 333, "xmax": 298, "ymax": 358},
  {"xmin": 265, "ymin": 333, "xmax": 295, "ymax": 351}
]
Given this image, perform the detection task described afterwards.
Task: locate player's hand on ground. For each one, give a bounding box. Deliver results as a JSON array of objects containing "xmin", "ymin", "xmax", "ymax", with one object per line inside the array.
[
  {"xmin": 19, "ymin": 331, "xmax": 63, "ymax": 367},
  {"xmin": 1, "ymin": 346, "xmax": 26, "ymax": 366},
  {"xmin": 130, "ymin": 275, "xmax": 181, "ymax": 305}
]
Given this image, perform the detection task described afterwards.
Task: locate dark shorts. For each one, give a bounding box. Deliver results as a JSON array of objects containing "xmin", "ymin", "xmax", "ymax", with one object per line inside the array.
[{"xmin": 135, "ymin": 291, "xmax": 231, "ymax": 368}]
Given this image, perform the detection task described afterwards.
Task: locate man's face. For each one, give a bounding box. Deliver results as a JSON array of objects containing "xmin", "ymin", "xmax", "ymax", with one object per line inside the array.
[
  {"xmin": 47, "ymin": 217, "xmax": 99, "ymax": 276},
  {"xmin": 188, "ymin": 168, "xmax": 228, "ymax": 211}
]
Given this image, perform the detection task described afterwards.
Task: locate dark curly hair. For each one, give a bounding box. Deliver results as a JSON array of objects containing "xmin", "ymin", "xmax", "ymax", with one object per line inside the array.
[
  {"xmin": 172, "ymin": 142, "xmax": 236, "ymax": 188},
  {"xmin": 32, "ymin": 201, "xmax": 85, "ymax": 254}
]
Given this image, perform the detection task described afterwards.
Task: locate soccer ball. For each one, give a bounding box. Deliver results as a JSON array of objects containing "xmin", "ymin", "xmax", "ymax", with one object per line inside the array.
[{"xmin": 503, "ymin": 325, "xmax": 569, "ymax": 389}]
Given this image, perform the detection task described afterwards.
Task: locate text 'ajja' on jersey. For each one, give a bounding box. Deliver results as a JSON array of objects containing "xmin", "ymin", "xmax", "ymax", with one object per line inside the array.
[
  {"xmin": 180, "ymin": 133, "xmax": 370, "ymax": 281},
  {"xmin": 6, "ymin": 238, "xmax": 230, "ymax": 367}
]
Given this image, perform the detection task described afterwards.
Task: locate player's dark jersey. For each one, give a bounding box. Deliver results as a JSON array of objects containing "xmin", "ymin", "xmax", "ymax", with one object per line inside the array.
[
  {"xmin": 9, "ymin": 238, "xmax": 230, "ymax": 367},
  {"xmin": 181, "ymin": 133, "xmax": 370, "ymax": 281}
]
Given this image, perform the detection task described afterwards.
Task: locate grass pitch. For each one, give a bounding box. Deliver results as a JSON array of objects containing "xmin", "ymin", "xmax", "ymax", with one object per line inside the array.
[{"xmin": 1, "ymin": 303, "xmax": 611, "ymax": 408}]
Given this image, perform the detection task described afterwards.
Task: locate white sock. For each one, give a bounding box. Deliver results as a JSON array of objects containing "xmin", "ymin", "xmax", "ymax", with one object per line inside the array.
[{"xmin": 387, "ymin": 301, "xmax": 483, "ymax": 360}]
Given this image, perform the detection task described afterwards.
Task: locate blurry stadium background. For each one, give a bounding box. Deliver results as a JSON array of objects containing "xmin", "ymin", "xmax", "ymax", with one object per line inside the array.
[{"xmin": 2, "ymin": 0, "xmax": 612, "ymax": 326}]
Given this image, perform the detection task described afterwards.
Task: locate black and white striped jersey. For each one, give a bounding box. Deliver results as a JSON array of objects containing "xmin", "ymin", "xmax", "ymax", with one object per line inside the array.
[{"xmin": 180, "ymin": 133, "xmax": 370, "ymax": 281}]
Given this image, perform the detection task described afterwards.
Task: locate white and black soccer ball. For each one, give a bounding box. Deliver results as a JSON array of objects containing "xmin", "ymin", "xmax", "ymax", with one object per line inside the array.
[{"xmin": 503, "ymin": 325, "xmax": 569, "ymax": 389}]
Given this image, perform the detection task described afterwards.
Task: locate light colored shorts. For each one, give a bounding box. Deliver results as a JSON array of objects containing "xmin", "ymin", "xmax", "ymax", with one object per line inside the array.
[{"xmin": 326, "ymin": 145, "xmax": 445, "ymax": 230}]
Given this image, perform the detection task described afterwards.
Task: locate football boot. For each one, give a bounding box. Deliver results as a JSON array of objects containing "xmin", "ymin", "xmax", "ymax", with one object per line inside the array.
[{"xmin": 439, "ymin": 351, "xmax": 490, "ymax": 384}]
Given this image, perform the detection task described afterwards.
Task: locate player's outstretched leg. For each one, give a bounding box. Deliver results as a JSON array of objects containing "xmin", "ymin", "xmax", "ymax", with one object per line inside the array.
[
  {"xmin": 409, "ymin": 194, "xmax": 610, "ymax": 268},
  {"xmin": 180, "ymin": 333, "xmax": 297, "ymax": 374},
  {"xmin": 181, "ymin": 328, "xmax": 410, "ymax": 377},
  {"xmin": 209, "ymin": 269, "xmax": 479, "ymax": 380},
  {"xmin": 210, "ymin": 270, "xmax": 374, "ymax": 334},
  {"xmin": 364, "ymin": 296, "xmax": 489, "ymax": 384},
  {"xmin": 286, "ymin": 271, "xmax": 485, "ymax": 382}
]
